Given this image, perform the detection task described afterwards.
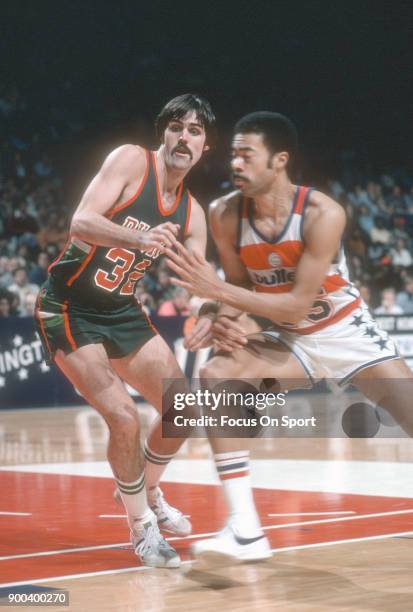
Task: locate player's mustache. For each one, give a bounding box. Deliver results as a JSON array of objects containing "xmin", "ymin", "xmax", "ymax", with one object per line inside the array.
[
  {"xmin": 232, "ymin": 172, "xmax": 250, "ymax": 182},
  {"xmin": 173, "ymin": 144, "xmax": 192, "ymax": 158}
]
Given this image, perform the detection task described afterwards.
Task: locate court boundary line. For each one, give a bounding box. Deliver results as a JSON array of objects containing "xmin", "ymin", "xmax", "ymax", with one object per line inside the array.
[
  {"xmin": 2, "ymin": 507, "xmax": 413, "ymax": 563},
  {"xmin": 263, "ymin": 508, "xmax": 413, "ymax": 531},
  {"xmin": 1, "ymin": 508, "xmax": 412, "ymax": 562},
  {"xmin": 1, "ymin": 529, "xmax": 413, "ymax": 589}
]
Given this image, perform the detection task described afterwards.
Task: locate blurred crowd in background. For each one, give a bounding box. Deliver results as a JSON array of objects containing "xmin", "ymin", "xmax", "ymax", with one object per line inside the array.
[{"xmin": 1, "ymin": 82, "xmax": 413, "ymax": 320}]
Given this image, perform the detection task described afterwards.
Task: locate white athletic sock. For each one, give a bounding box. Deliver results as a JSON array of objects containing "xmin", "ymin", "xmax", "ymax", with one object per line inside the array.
[
  {"xmin": 144, "ymin": 442, "xmax": 176, "ymax": 501},
  {"xmin": 115, "ymin": 472, "xmax": 152, "ymax": 529},
  {"xmin": 214, "ymin": 451, "xmax": 263, "ymax": 537}
]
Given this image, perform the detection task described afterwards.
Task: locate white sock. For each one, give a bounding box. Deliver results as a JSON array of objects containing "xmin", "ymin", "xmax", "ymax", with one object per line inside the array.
[
  {"xmin": 214, "ymin": 451, "xmax": 263, "ymax": 537},
  {"xmin": 144, "ymin": 442, "xmax": 175, "ymax": 500},
  {"xmin": 115, "ymin": 472, "xmax": 151, "ymax": 529}
]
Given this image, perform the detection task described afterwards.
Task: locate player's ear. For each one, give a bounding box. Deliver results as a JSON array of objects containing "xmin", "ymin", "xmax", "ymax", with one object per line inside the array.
[
  {"xmin": 275, "ymin": 151, "xmax": 289, "ymax": 169},
  {"xmin": 203, "ymin": 144, "xmax": 210, "ymax": 152}
]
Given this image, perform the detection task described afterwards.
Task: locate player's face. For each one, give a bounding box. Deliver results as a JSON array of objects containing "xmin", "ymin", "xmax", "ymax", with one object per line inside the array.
[
  {"xmin": 231, "ymin": 132, "xmax": 277, "ymax": 196},
  {"xmin": 163, "ymin": 111, "xmax": 208, "ymax": 171}
]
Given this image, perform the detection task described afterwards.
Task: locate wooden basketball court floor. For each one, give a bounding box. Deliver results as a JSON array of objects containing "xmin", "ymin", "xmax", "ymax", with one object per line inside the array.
[{"xmin": 1, "ymin": 404, "xmax": 412, "ymax": 611}]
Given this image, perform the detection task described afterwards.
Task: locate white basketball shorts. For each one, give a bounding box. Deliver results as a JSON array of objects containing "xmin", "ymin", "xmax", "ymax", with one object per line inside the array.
[{"xmin": 262, "ymin": 303, "xmax": 400, "ymax": 385}]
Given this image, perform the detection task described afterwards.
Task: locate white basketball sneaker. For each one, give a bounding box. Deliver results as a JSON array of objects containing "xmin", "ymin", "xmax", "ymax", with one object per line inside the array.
[
  {"xmin": 148, "ymin": 487, "xmax": 192, "ymax": 537},
  {"xmin": 114, "ymin": 486, "xmax": 192, "ymax": 537},
  {"xmin": 191, "ymin": 525, "xmax": 272, "ymax": 564},
  {"xmin": 131, "ymin": 512, "xmax": 180, "ymax": 568}
]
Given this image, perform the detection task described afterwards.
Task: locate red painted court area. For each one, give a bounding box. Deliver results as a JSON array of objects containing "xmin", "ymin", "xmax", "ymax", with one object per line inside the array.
[{"xmin": 1, "ymin": 470, "xmax": 413, "ymax": 584}]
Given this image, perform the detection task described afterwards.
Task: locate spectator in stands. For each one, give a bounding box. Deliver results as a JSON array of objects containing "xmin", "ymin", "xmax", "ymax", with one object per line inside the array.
[
  {"xmin": 36, "ymin": 212, "xmax": 68, "ymax": 251},
  {"xmin": 396, "ymin": 272, "xmax": 413, "ymax": 314},
  {"xmin": 390, "ymin": 238, "xmax": 413, "ymax": 268},
  {"xmin": 20, "ymin": 291, "xmax": 37, "ymax": 317},
  {"xmin": 135, "ymin": 285, "xmax": 156, "ymax": 316},
  {"xmin": 388, "ymin": 185, "xmax": 406, "ymax": 213},
  {"xmin": 6, "ymin": 202, "xmax": 39, "ymax": 238},
  {"xmin": 349, "ymin": 185, "xmax": 375, "ymax": 211},
  {"xmin": 147, "ymin": 268, "xmax": 174, "ymax": 304},
  {"xmin": 404, "ymin": 186, "xmax": 413, "ymax": 213},
  {"xmin": 374, "ymin": 288, "xmax": 404, "ymax": 315},
  {"xmin": 33, "ymin": 153, "xmax": 54, "ymax": 178},
  {"xmin": 28, "ymin": 251, "xmax": 50, "ymax": 285},
  {"xmin": 357, "ymin": 205, "xmax": 375, "ymax": 235},
  {"xmin": 0, "ymin": 288, "xmax": 15, "ymax": 317},
  {"xmin": 346, "ymin": 228, "xmax": 367, "ymax": 259},
  {"xmin": 157, "ymin": 287, "xmax": 192, "ymax": 317},
  {"xmin": 358, "ymin": 284, "xmax": 372, "ymax": 309},
  {"xmin": 0, "ymin": 256, "xmax": 26, "ymax": 288},
  {"xmin": 8, "ymin": 267, "xmax": 39, "ymax": 315},
  {"xmin": 370, "ymin": 216, "xmax": 392, "ymax": 245},
  {"xmin": 367, "ymin": 241, "xmax": 385, "ymax": 264}
]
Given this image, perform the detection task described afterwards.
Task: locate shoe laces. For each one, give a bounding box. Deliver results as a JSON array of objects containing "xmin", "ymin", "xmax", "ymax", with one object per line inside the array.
[{"xmin": 134, "ymin": 521, "xmax": 160, "ymax": 558}]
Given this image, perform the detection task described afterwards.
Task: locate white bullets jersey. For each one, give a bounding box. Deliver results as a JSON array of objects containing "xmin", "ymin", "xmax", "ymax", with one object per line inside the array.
[{"xmin": 237, "ymin": 186, "xmax": 361, "ymax": 334}]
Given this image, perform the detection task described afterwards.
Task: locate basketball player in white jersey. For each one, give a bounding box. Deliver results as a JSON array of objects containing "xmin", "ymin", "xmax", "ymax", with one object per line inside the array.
[{"xmin": 166, "ymin": 112, "xmax": 413, "ymax": 563}]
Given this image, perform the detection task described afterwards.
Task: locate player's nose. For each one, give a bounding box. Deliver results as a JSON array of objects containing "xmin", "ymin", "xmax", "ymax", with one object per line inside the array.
[{"xmin": 231, "ymin": 156, "xmax": 244, "ymax": 171}]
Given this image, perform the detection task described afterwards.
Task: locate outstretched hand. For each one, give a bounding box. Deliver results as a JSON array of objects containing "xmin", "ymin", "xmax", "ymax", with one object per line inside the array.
[
  {"xmin": 211, "ymin": 315, "xmax": 248, "ymax": 352},
  {"xmin": 184, "ymin": 316, "xmax": 214, "ymax": 351},
  {"xmin": 165, "ymin": 242, "xmax": 224, "ymax": 300}
]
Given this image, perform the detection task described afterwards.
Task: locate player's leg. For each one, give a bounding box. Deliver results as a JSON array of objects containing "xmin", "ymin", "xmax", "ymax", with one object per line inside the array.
[
  {"xmin": 196, "ymin": 334, "xmax": 308, "ymax": 562},
  {"xmin": 55, "ymin": 344, "xmax": 179, "ymax": 568},
  {"xmin": 351, "ymin": 357, "xmax": 413, "ymax": 436},
  {"xmin": 110, "ymin": 334, "xmax": 192, "ymax": 535}
]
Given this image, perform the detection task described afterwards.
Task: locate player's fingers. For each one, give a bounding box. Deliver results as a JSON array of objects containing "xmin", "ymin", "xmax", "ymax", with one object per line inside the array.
[
  {"xmin": 155, "ymin": 228, "xmax": 179, "ymax": 247},
  {"xmin": 213, "ymin": 322, "xmax": 247, "ymax": 342},
  {"xmin": 185, "ymin": 331, "xmax": 213, "ymax": 350},
  {"xmin": 144, "ymin": 238, "xmax": 166, "ymax": 251},
  {"xmin": 174, "ymin": 240, "xmax": 195, "ymax": 265},
  {"xmin": 213, "ymin": 327, "xmax": 247, "ymax": 346},
  {"xmin": 169, "ymin": 276, "xmax": 190, "ymax": 290},
  {"xmin": 149, "ymin": 232, "xmax": 172, "ymax": 249},
  {"xmin": 164, "ymin": 248, "xmax": 192, "ymax": 273},
  {"xmin": 214, "ymin": 318, "xmax": 246, "ymax": 336},
  {"xmin": 189, "ymin": 336, "xmax": 213, "ymax": 351},
  {"xmin": 213, "ymin": 340, "xmax": 234, "ymax": 353},
  {"xmin": 185, "ymin": 319, "xmax": 212, "ymax": 347},
  {"xmin": 165, "ymin": 258, "xmax": 192, "ymax": 281},
  {"xmin": 158, "ymin": 222, "xmax": 180, "ymax": 236}
]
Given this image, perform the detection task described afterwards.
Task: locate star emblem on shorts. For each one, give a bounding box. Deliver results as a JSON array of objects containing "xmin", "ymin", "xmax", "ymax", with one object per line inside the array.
[
  {"xmin": 374, "ymin": 337, "xmax": 388, "ymax": 350},
  {"xmin": 351, "ymin": 314, "xmax": 365, "ymax": 327},
  {"xmin": 363, "ymin": 326, "xmax": 377, "ymax": 338}
]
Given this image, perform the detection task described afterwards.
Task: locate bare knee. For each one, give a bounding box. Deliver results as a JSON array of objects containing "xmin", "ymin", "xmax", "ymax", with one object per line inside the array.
[{"xmin": 104, "ymin": 403, "xmax": 140, "ymax": 436}]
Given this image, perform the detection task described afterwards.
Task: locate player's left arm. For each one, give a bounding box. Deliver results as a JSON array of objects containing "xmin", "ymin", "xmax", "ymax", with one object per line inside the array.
[
  {"xmin": 180, "ymin": 196, "xmax": 214, "ymax": 348},
  {"xmin": 166, "ymin": 193, "xmax": 346, "ymax": 325},
  {"xmin": 183, "ymin": 196, "xmax": 207, "ymax": 256}
]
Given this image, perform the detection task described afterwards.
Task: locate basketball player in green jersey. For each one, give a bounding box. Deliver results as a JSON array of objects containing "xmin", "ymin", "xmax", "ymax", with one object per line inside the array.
[{"xmin": 35, "ymin": 94, "xmax": 216, "ymax": 568}]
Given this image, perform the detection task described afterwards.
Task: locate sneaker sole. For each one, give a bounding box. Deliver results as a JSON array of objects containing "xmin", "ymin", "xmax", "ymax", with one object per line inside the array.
[
  {"xmin": 142, "ymin": 556, "xmax": 181, "ymax": 569},
  {"xmin": 192, "ymin": 545, "xmax": 272, "ymax": 566}
]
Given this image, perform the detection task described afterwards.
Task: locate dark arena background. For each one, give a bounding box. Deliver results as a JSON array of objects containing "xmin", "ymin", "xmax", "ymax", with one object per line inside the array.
[{"xmin": 1, "ymin": 2, "xmax": 413, "ymax": 610}]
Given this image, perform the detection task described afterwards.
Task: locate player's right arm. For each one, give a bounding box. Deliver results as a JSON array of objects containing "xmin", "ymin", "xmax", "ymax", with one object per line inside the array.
[
  {"xmin": 70, "ymin": 145, "xmax": 178, "ymax": 251},
  {"xmin": 183, "ymin": 194, "xmax": 250, "ymax": 352},
  {"xmin": 208, "ymin": 194, "xmax": 253, "ymax": 350}
]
